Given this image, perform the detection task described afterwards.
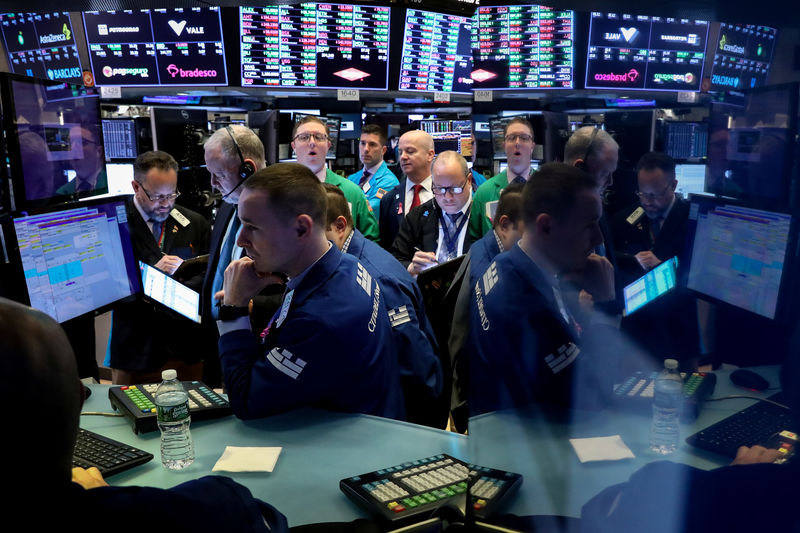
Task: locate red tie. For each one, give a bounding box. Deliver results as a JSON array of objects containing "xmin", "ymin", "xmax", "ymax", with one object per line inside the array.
[{"xmin": 411, "ymin": 184, "xmax": 422, "ymax": 209}]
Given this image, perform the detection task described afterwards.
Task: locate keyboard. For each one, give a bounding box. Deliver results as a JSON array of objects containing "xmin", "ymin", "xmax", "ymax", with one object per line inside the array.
[
  {"xmin": 686, "ymin": 393, "xmax": 796, "ymax": 458},
  {"xmin": 340, "ymin": 454, "xmax": 522, "ymax": 526},
  {"xmin": 72, "ymin": 428, "xmax": 154, "ymax": 477}
]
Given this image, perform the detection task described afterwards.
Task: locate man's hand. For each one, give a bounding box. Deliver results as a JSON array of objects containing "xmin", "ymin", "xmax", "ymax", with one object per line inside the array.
[
  {"xmin": 562, "ymin": 254, "xmax": 615, "ymax": 303},
  {"xmin": 154, "ymin": 254, "xmax": 184, "ymax": 275},
  {"xmin": 222, "ymin": 257, "xmax": 282, "ymax": 307},
  {"xmin": 634, "ymin": 250, "xmax": 662, "ymax": 271},
  {"xmin": 407, "ymin": 250, "xmax": 438, "ymax": 277},
  {"xmin": 72, "ymin": 467, "xmax": 109, "ymax": 489},
  {"xmin": 731, "ymin": 445, "xmax": 782, "ymax": 465}
]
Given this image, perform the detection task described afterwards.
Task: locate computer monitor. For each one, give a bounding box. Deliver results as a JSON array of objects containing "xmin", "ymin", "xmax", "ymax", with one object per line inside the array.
[
  {"xmin": 9, "ymin": 196, "xmax": 141, "ymax": 323},
  {"xmin": 674, "ymin": 164, "xmax": 706, "ymax": 197},
  {"xmin": 239, "ymin": 3, "xmax": 391, "ymax": 89},
  {"xmin": 710, "ymin": 23, "xmax": 778, "ymax": 91},
  {"xmin": 102, "ymin": 119, "xmax": 138, "ymax": 160},
  {"xmin": 290, "ymin": 114, "xmax": 341, "ymax": 160},
  {"xmin": 82, "ymin": 7, "xmax": 227, "ymax": 86},
  {"xmin": 685, "ymin": 197, "xmax": 794, "ymax": 320},
  {"xmin": 489, "ymin": 114, "xmax": 545, "ymax": 160},
  {"xmin": 585, "ymin": 12, "xmax": 709, "ymax": 91},
  {"xmin": 663, "ymin": 121, "xmax": 708, "ymax": 160},
  {"xmin": 472, "ymin": 4, "xmax": 574, "ymax": 90},
  {"xmin": 0, "ymin": 11, "xmax": 83, "ymax": 84},
  {"xmin": 420, "ymin": 119, "xmax": 472, "ymax": 157},
  {"xmin": 0, "ymin": 73, "xmax": 106, "ymax": 210},
  {"xmin": 399, "ymin": 8, "xmax": 473, "ymax": 94}
]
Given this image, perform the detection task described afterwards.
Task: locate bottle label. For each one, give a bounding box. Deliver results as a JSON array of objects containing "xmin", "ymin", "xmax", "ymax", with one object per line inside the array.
[{"xmin": 157, "ymin": 401, "xmax": 190, "ymax": 423}]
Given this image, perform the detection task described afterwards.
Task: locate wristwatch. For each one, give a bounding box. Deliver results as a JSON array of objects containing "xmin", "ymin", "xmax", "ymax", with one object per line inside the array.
[{"xmin": 218, "ymin": 304, "xmax": 250, "ymax": 321}]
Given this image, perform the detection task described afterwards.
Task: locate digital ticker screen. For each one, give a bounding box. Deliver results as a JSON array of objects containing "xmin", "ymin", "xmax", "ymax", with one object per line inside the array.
[
  {"xmin": 82, "ymin": 7, "xmax": 227, "ymax": 86},
  {"xmin": 471, "ymin": 4, "xmax": 574, "ymax": 90},
  {"xmin": 399, "ymin": 9, "xmax": 473, "ymax": 94},
  {"xmin": 240, "ymin": 3, "xmax": 390, "ymax": 89},
  {"xmin": 586, "ymin": 12, "xmax": 708, "ymax": 91},
  {"xmin": 0, "ymin": 12, "xmax": 83, "ymax": 84},
  {"xmin": 710, "ymin": 23, "xmax": 777, "ymax": 91}
]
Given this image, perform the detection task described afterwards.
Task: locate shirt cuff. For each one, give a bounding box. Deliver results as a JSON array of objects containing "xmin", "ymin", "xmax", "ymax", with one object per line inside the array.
[{"xmin": 216, "ymin": 316, "xmax": 251, "ymax": 336}]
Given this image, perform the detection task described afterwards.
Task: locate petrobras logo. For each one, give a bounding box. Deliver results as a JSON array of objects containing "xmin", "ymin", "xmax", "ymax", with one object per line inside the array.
[
  {"xmin": 604, "ymin": 27, "xmax": 639, "ymax": 43},
  {"xmin": 165, "ymin": 64, "xmax": 217, "ymax": 78},
  {"xmin": 660, "ymin": 33, "xmax": 700, "ymax": 45},
  {"xmin": 653, "ymin": 72, "xmax": 695, "ymax": 84},
  {"xmin": 719, "ymin": 35, "xmax": 746, "ymax": 55},
  {"xmin": 594, "ymin": 68, "xmax": 640, "ymax": 83},
  {"xmin": 47, "ymin": 67, "xmax": 81, "ymax": 80},
  {"xmin": 102, "ymin": 65, "xmax": 149, "ymax": 78},
  {"xmin": 97, "ymin": 24, "xmax": 139, "ymax": 36},
  {"xmin": 712, "ymin": 74, "xmax": 740, "ymax": 88}
]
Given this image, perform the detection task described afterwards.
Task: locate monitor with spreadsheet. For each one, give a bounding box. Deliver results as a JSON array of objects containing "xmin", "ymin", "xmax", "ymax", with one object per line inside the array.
[
  {"xmin": 663, "ymin": 121, "xmax": 708, "ymax": 160},
  {"xmin": 10, "ymin": 196, "xmax": 140, "ymax": 323},
  {"xmin": 685, "ymin": 197, "xmax": 794, "ymax": 319},
  {"xmin": 674, "ymin": 164, "xmax": 706, "ymax": 197},
  {"xmin": 102, "ymin": 119, "xmax": 138, "ymax": 160}
]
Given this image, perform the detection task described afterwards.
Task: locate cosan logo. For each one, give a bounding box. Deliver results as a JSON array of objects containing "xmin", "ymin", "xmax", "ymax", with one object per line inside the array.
[
  {"xmin": 594, "ymin": 68, "xmax": 640, "ymax": 83},
  {"xmin": 165, "ymin": 64, "xmax": 217, "ymax": 78},
  {"xmin": 719, "ymin": 35, "xmax": 746, "ymax": 55},
  {"xmin": 168, "ymin": 20, "xmax": 205, "ymax": 36}
]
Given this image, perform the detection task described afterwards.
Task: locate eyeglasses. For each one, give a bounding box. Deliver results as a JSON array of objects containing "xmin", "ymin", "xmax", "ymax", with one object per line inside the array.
[
  {"xmin": 139, "ymin": 184, "xmax": 180, "ymax": 202},
  {"xmin": 293, "ymin": 132, "xmax": 329, "ymax": 143},
  {"xmin": 432, "ymin": 180, "xmax": 469, "ymax": 196},
  {"xmin": 505, "ymin": 133, "xmax": 534, "ymax": 143},
  {"xmin": 635, "ymin": 185, "xmax": 671, "ymax": 202}
]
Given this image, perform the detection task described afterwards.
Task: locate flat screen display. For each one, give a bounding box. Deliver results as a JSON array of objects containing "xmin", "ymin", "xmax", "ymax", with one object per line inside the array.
[
  {"xmin": 674, "ymin": 164, "xmax": 706, "ymax": 197},
  {"xmin": 623, "ymin": 256, "xmax": 678, "ymax": 316},
  {"xmin": 399, "ymin": 9, "xmax": 473, "ymax": 94},
  {"xmin": 471, "ymin": 4, "xmax": 574, "ymax": 90},
  {"xmin": 585, "ymin": 12, "xmax": 709, "ymax": 91},
  {"xmin": 420, "ymin": 119, "xmax": 472, "ymax": 156},
  {"xmin": 0, "ymin": 12, "xmax": 82, "ymax": 84},
  {"xmin": 140, "ymin": 261, "xmax": 200, "ymax": 323},
  {"xmin": 240, "ymin": 4, "xmax": 390, "ymax": 89},
  {"xmin": 710, "ymin": 23, "xmax": 778, "ymax": 91},
  {"xmin": 663, "ymin": 121, "xmax": 708, "ymax": 160},
  {"xmin": 12, "ymin": 198, "xmax": 141, "ymax": 323},
  {"xmin": 102, "ymin": 119, "xmax": 137, "ymax": 159},
  {"xmin": 82, "ymin": 7, "xmax": 227, "ymax": 86}
]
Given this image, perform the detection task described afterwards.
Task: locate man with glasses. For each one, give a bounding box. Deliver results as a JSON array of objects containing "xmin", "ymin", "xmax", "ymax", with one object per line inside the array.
[
  {"xmin": 291, "ymin": 115, "xmax": 379, "ymax": 241},
  {"xmin": 347, "ymin": 124, "xmax": 399, "ymax": 214},
  {"xmin": 109, "ymin": 150, "xmax": 210, "ymax": 384},
  {"xmin": 469, "ymin": 116, "xmax": 536, "ymax": 242},
  {"xmin": 391, "ymin": 151, "xmax": 473, "ymax": 277}
]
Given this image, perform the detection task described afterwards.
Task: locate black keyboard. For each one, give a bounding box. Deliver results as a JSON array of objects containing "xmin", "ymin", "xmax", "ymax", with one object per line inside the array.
[
  {"xmin": 340, "ymin": 454, "xmax": 522, "ymax": 526},
  {"xmin": 72, "ymin": 428, "xmax": 154, "ymax": 477},
  {"xmin": 686, "ymin": 393, "xmax": 796, "ymax": 458}
]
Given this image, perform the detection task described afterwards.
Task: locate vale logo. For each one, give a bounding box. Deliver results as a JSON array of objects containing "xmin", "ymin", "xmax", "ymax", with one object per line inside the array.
[
  {"xmin": 605, "ymin": 27, "xmax": 639, "ymax": 44},
  {"xmin": 168, "ymin": 19, "xmax": 204, "ymax": 36}
]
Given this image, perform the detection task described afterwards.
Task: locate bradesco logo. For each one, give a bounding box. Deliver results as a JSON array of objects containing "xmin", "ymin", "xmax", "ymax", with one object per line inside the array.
[
  {"xmin": 165, "ymin": 64, "xmax": 217, "ymax": 79},
  {"xmin": 594, "ymin": 68, "xmax": 640, "ymax": 83},
  {"xmin": 102, "ymin": 65, "xmax": 149, "ymax": 78},
  {"xmin": 652, "ymin": 72, "xmax": 695, "ymax": 85}
]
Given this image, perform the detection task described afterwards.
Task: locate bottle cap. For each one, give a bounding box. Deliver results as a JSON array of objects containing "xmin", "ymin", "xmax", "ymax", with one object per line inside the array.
[
  {"xmin": 664, "ymin": 359, "xmax": 679, "ymax": 370},
  {"xmin": 162, "ymin": 369, "xmax": 178, "ymax": 381}
]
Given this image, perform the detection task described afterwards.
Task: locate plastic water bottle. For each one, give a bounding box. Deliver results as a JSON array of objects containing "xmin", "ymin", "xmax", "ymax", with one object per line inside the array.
[
  {"xmin": 649, "ymin": 358, "xmax": 683, "ymax": 455},
  {"xmin": 155, "ymin": 369, "xmax": 194, "ymax": 470}
]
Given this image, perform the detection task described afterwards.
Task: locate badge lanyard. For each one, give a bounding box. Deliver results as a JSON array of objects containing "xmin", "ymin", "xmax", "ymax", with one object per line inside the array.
[{"xmin": 437, "ymin": 210, "xmax": 469, "ymax": 258}]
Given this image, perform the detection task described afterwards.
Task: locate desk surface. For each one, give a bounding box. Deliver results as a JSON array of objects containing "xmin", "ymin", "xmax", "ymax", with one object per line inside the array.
[
  {"xmin": 81, "ymin": 366, "xmax": 782, "ymax": 526},
  {"xmin": 468, "ymin": 365, "xmax": 784, "ymax": 519}
]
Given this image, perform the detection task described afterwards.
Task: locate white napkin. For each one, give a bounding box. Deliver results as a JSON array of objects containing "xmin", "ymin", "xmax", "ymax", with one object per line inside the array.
[
  {"xmin": 211, "ymin": 446, "xmax": 282, "ymax": 472},
  {"xmin": 569, "ymin": 435, "xmax": 635, "ymax": 463}
]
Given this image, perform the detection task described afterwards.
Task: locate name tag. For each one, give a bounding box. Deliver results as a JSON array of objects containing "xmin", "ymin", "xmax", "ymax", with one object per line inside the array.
[
  {"xmin": 362, "ymin": 182, "xmax": 371, "ymax": 193},
  {"xmin": 626, "ymin": 207, "xmax": 645, "ymax": 226},
  {"xmin": 170, "ymin": 209, "xmax": 191, "ymax": 227}
]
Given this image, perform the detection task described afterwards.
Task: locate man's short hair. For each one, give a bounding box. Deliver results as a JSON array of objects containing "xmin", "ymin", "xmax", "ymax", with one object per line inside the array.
[
  {"xmin": 133, "ymin": 150, "xmax": 178, "ymax": 184},
  {"xmin": 432, "ymin": 150, "xmax": 469, "ymax": 178},
  {"xmin": 521, "ymin": 162, "xmax": 598, "ymax": 226},
  {"xmin": 493, "ymin": 182, "xmax": 524, "ymax": 228},
  {"xmin": 635, "ymin": 151, "xmax": 676, "ymax": 177},
  {"xmin": 204, "ymin": 124, "xmax": 265, "ymax": 167},
  {"xmin": 361, "ymin": 124, "xmax": 387, "ymax": 146},
  {"xmin": 243, "ymin": 162, "xmax": 327, "ymax": 228},
  {"xmin": 323, "ymin": 183, "xmax": 353, "ymax": 229},
  {"xmin": 503, "ymin": 116, "xmax": 534, "ymax": 140},
  {"xmin": 563, "ymin": 126, "xmax": 618, "ymax": 165},
  {"xmin": 292, "ymin": 115, "xmax": 330, "ymax": 138}
]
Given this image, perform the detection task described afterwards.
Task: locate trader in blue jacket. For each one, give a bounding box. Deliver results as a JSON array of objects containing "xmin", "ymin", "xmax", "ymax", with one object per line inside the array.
[
  {"xmin": 323, "ymin": 183, "xmax": 443, "ymax": 426},
  {"xmin": 347, "ymin": 124, "xmax": 400, "ymax": 214},
  {"xmin": 216, "ymin": 163, "xmax": 405, "ymax": 421}
]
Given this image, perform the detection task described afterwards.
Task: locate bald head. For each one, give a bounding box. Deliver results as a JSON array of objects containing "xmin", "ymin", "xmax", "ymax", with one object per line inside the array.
[
  {"xmin": 0, "ymin": 298, "xmax": 81, "ymax": 484},
  {"xmin": 398, "ymin": 130, "xmax": 435, "ymax": 183}
]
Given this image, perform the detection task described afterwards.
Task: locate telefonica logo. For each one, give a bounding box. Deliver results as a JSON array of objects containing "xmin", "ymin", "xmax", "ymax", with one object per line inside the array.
[
  {"xmin": 719, "ymin": 35, "xmax": 745, "ymax": 55},
  {"xmin": 594, "ymin": 68, "xmax": 640, "ymax": 83},
  {"xmin": 102, "ymin": 65, "xmax": 149, "ymax": 78},
  {"xmin": 165, "ymin": 64, "xmax": 217, "ymax": 78},
  {"xmin": 653, "ymin": 72, "xmax": 695, "ymax": 84}
]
